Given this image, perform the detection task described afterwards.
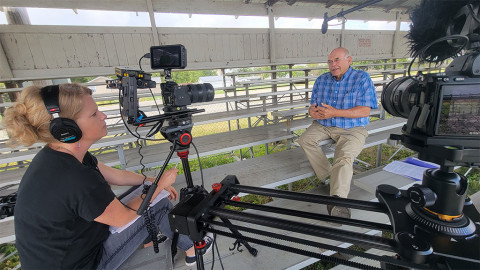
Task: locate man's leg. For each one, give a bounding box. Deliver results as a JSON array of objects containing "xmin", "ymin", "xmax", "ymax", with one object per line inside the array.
[
  {"xmin": 297, "ymin": 121, "xmax": 333, "ymax": 181},
  {"xmin": 329, "ymin": 127, "xmax": 368, "ymax": 198}
]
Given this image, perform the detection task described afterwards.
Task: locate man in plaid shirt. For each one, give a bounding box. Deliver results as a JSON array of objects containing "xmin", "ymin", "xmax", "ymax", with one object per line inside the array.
[{"xmin": 298, "ymin": 47, "xmax": 378, "ymax": 219}]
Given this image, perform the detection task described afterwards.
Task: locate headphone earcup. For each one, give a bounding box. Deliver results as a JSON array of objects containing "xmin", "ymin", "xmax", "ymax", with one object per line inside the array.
[{"xmin": 50, "ymin": 118, "xmax": 82, "ymax": 143}]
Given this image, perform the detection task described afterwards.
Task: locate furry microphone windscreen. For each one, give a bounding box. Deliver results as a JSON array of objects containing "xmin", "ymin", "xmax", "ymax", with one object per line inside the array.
[{"xmin": 406, "ymin": 0, "xmax": 477, "ymax": 62}]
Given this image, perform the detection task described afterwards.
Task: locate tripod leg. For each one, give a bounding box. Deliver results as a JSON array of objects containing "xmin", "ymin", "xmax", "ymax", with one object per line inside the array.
[
  {"xmin": 220, "ymin": 217, "xmax": 258, "ymax": 256},
  {"xmin": 137, "ymin": 144, "xmax": 177, "ymax": 214}
]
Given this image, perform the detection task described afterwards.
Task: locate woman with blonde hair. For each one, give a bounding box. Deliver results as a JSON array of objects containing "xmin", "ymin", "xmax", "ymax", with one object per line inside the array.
[{"xmin": 3, "ymin": 83, "xmax": 211, "ymax": 269}]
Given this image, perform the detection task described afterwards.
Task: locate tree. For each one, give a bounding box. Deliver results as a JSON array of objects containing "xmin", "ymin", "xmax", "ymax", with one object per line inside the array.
[{"xmin": 172, "ymin": 70, "xmax": 217, "ymax": 83}]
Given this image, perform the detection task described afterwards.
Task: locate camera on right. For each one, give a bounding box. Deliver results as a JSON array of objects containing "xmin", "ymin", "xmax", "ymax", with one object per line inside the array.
[
  {"xmin": 377, "ymin": 0, "xmax": 480, "ymax": 257},
  {"xmin": 381, "ymin": 62, "xmax": 480, "ymax": 167},
  {"xmin": 381, "ymin": 0, "xmax": 480, "ymax": 169}
]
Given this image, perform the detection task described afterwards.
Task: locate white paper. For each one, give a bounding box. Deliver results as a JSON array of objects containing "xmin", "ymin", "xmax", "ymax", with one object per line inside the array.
[
  {"xmin": 109, "ymin": 186, "xmax": 169, "ymax": 234},
  {"xmin": 383, "ymin": 160, "xmax": 427, "ymax": 181}
]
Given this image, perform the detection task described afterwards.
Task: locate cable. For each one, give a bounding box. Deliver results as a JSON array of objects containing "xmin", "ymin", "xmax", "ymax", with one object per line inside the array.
[
  {"xmin": 407, "ymin": 34, "xmax": 469, "ymax": 80},
  {"xmin": 149, "ymin": 87, "xmax": 162, "ymax": 114},
  {"xmin": 327, "ymin": 16, "xmax": 347, "ymax": 27},
  {"xmin": 467, "ymin": 4, "xmax": 480, "ymax": 24},
  {"xmin": 191, "ymin": 141, "xmax": 205, "ymax": 188},
  {"xmin": 210, "ymin": 233, "xmax": 215, "ymax": 270},
  {"xmin": 211, "ymin": 233, "xmax": 225, "ymax": 270},
  {"xmin": 420, "ymin": 35, "xmax": 468, "ymax": 61},
  {"xmin": 138, "ymin": 53, "xmax": 151, "ymax": 71},
  {"xmin": 120, "ymin": 201, "xmax": 137, "ymax": 212},
  {"xmin": 134, "ymin": 125, "xmax": 149, "ymax": 187},
  {"xmin": 117, "ymin": 89, "xmax": 167, "ymax": 142},
  {"xmin": 144, "ymin": 208, "xmax": 160, "ymax": 253}
]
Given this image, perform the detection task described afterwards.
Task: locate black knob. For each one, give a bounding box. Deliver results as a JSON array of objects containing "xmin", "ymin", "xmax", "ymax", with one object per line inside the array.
[{"xmin": 408, "ymin": 185, "xmax": 437, "ymax": 207}]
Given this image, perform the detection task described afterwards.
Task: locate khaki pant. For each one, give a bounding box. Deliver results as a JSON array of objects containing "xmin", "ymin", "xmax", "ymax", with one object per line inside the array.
[{"xmin": 298, "ymin": 121, "xmax": 368, "ymax": 198}]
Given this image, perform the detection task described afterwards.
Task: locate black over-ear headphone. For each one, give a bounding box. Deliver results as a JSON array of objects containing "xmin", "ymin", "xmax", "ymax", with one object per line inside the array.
[{"xmin": 40, "ymin": 85, "xmax": 82, "ymax": 143}]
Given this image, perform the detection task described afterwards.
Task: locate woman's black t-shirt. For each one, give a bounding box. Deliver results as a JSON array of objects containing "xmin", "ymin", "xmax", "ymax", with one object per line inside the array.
[{"xmin": 15, "ymin": 147, "xmax": 116, "ymax": 269}]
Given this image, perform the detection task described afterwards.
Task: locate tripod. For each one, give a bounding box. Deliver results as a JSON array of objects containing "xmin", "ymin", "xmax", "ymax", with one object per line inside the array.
[{"xmin": 137, "ymin": 127, "xmax": 257, "ymax": 270}]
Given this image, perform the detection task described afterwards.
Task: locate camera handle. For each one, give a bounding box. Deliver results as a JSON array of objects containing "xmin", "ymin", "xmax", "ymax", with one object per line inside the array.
[{"xmin": 164, "ymin": 69, "xmax": 172, "ymax": 81}]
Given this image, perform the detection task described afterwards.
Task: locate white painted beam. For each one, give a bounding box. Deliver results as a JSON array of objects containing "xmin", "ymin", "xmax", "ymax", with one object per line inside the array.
[
  {"xmin": 1, "ymin": 0, "xmax": 411, "ymax": 21},
  {"xmin": 0, "ymin": 40, "xmax": 14, "ymax": 81},
  {"xmin": 267, "ymin": 4, "xmax": 276, "ymax": 63},
  {"xmin": 145, "ymin": 0, "xmax": 159, "ymax": 45}
]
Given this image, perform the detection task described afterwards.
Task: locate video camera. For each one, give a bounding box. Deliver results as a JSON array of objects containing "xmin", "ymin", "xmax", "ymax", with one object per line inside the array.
[
  {"xmin": 381, "ymin": 69, "xmax": 480, "ymax": 166},
  {"xmin": 379, "ymin": 0, "xmax": 480, "ymax": 238},
  {"xmin": 381, "ymin": 0, "xmax": 480, "ymax": 168},
  {"xmin": 106, "ymin": 45, "xmax": 214, "ymax": 137}
]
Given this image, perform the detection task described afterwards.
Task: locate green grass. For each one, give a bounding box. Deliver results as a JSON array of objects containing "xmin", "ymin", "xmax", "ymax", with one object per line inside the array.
[
  {"xmin": 0, "ymin": 243, "xmax": 20, "ymax": 269},
  {"xmin": 302, "ymin": 260, "xmax": 337, "ymax": 270}
]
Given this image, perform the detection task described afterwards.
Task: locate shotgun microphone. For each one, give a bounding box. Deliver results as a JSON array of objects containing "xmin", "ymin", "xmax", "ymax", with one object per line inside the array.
[{"xmin": 321, "ymin": 12, "xmax": 329, "ymax": 34}]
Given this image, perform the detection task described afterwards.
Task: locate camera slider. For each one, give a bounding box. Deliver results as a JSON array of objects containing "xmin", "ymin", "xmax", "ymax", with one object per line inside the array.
[{"xmin": 168, "ymin": 175, "xmax": 480, "ymax": 269}]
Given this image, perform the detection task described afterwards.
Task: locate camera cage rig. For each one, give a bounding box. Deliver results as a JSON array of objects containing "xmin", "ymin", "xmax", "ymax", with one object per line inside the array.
[{"xmin": 106, "ymin": 45, "xmax": 214, "ymax": 218}]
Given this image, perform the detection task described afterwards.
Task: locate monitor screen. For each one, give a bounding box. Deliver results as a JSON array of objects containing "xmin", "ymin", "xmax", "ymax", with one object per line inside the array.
[
  {"xmin": 437, "ymin": 84, "xmax": 480, "ymax": 136},
  {"xmin": 150, "ymin": 45, "xmax": 186, "ymax": 69}
]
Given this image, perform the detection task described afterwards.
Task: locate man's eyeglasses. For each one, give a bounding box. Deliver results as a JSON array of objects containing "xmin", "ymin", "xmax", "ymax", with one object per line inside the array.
[{"xmin": 327, "ymin": 57, "xmax": 348, "ymax": 65}]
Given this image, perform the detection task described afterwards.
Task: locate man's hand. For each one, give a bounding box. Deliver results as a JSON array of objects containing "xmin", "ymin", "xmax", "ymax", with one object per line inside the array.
[
  {"xmin": 308, "ymin": 103, "xmax": 322, "ymax": 119},
  {"xmin": 316, "ymin": 103, "xmax": 338, "ymax": 119},
  {"xmin": 309, "ymin": 103, "xmax": 337, "ymax": 120}
]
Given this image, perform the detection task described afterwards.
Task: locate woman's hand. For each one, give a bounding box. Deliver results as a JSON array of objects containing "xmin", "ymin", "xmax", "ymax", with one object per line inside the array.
[
  {"xmin": 165, "ymin": 186, "xmax": 178, "ymax": 201},
  {"xmin": 159, "ymin": 168, "xmax": 178, "ymax": 188}
]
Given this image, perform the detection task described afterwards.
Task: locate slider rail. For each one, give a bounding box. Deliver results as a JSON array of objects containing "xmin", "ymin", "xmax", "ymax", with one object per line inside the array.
[
  {"xmin": 224, "ymin": 200, "xmax": 393, "ymax": 231},
  {"xmin": 204, "ymin": 219, "xmax": 428, "ymax": 270},
  {"xmin": 230, "ymin": 184, "xmax": 388, "ymax": 213},
  {"xmin": 208, "ymin": 207, "xmax": 396, "ymax": 251}
]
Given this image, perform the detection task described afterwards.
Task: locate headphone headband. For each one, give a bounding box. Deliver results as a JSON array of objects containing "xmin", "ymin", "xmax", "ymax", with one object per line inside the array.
[{"xmin": 40, "ymin": 85, "xmax": 61, "ymax": 116}]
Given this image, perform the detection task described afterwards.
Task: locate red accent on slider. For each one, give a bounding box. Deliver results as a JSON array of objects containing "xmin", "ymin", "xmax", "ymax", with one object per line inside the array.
[
  {"xmin": 231, "ymin": 196, "xmax": 241, "ymax": 201},
  {"xmin": 212, "ymin": 183, "xmax": 222, "ymax": 192}
]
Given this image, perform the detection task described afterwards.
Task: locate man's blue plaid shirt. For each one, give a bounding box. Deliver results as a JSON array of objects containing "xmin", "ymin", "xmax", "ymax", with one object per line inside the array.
[{"xmin": 311, "ymin": 67, "xmax": 378, "ymax": 129}]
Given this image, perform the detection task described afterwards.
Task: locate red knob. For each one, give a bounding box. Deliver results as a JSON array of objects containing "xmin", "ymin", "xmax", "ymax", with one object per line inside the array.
[
  {"xmin": 195, "ymin": 240, "xmax": 206, "ymax": 249},
  {"xmin": 179, "ymin": 133, "xmax": 192, "ymax": 145},
  {"xmin": 212, "ymin": 183, "xmax": 222, "ymax": 192},
  {"xmin": 231, "ymin": 196, "xmax": 241, "ymax": 201}
]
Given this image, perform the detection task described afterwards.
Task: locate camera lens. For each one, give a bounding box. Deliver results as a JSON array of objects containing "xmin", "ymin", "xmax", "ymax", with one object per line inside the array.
[
  {"xmin": 381, "ymin": 77, "xmax": 419, "ymax": 118},
  {"xmin": 186, "ymin": 83, "xmax": 215, "ymax": 104}
]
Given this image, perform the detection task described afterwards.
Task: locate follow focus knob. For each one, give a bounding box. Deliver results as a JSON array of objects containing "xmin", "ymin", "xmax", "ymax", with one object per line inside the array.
[{"xmin": 407, "ymin": 184, "xmax": 437, "ymax": 207}]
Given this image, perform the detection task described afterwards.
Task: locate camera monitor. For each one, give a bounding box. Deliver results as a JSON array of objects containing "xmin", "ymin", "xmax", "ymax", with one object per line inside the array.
[
  {"xmin": 437, "ymin": 84, "xmax": 480, "ymax": 136},
  {"xmin": 150, "ymin": 44, "xmax": 187, "ymax": 70}
]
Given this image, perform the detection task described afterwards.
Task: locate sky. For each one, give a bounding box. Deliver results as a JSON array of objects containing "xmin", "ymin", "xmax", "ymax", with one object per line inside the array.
[{"xmin": 0, "ymin": 8, "xmax": 410, "ymax": 31}]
